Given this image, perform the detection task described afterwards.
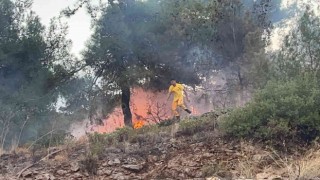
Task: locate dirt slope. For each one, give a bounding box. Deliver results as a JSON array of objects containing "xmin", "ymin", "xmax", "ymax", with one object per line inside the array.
[{"xmin": 0, "ymin": 113, "xmax": 318, "ymax": 180}]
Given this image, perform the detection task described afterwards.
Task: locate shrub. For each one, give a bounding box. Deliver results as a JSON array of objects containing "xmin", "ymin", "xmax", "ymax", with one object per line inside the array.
[
  {"xmin": 177, "ymin": 111, "xmax": 220, "ymax": 136},
  {"xmin": 222, "ymin": 75, "xmax": 320, "ymax": 145},
  {"xmin": 88, "ymin": 132, "xmax": 107, "ymax": 157},
  {"xmin": 88, "ymin": 125, "xmax": 162, "ymax": 154},
  {"xmin": 201, "ymin": 164, "xmax": 221, "ymax": 177},
  {"xmin": 33, "ymin": 130, "xmax": 71, "ymax": 149},
  {"xmin": 80, "ymin": 153, "xmax": 98, "ymax": 175}
]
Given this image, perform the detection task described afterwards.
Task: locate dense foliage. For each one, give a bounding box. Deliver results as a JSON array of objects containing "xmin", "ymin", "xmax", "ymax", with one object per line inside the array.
[
  {"xmin": 223, "ymin": 8, "xmax": 320, "ymax": 146},
  {"xmin": 0, "ymin": 0, "xmax": 82, "ymax": 149},
  {"xmin": 223, "ymin": 75, "xmax": 320, "ymax": 143}
]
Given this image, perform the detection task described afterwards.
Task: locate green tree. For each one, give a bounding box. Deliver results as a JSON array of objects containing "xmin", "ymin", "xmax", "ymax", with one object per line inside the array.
[
  {"xmin": 273, "ymin": 7, "xmax": 320, "ymax": 80},
  {"xmin": 158, "ymin": 0, "xmax": 272, "ymax": 89},
  {"xmin": 64, "ymin": 0, "xmax": 274, "ymax": 126},
  {"xmin": 223, "ymin": 7, "xmax": 320, "ymax": 147},
  {"xmin": 0, "ymin": 0, "xmax": 81, "ymax": 149},
  {"xmin": 83, "ymin": 0, "xmax": 201, "ymax": 127}
]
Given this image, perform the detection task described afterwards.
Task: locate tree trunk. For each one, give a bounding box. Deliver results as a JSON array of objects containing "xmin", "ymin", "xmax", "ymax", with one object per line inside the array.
[
  {"xmin": 237, "ymin": 66, "xmax": 244, "ymax": 90},
  {"xmin": 121, "ymin": 86, "xmax": 133, "ymax": 127}
]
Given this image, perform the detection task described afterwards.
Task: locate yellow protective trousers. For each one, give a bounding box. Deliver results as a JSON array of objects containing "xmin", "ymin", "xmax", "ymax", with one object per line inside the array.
[{"xmin": 172, "ymin": 98, "xmax": 187, "ymax": 117}]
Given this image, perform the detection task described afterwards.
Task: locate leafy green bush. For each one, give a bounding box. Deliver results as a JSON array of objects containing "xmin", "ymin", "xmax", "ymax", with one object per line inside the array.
[
  {"xmin": 88, "ymin": 132, "xmax": 108, "ymax": 157},
  {"xmin": 222, "ymin": 75, "xmax": 320, "ymax": 144}
]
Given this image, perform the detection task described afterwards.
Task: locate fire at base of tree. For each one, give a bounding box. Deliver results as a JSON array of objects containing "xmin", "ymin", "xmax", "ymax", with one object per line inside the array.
[{"xmin": 90, "ymin": 87, "xmax": 215, "ymax": 133}]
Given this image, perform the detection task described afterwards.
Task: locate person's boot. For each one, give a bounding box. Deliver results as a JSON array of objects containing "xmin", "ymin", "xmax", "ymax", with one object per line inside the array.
[
  {"xmin": 175, "ymin": 116, "xmax": 180, "ymax": 122},
  {"xmin": 184, "ymin": 109, "xmax": 192, "ymax": 114}
]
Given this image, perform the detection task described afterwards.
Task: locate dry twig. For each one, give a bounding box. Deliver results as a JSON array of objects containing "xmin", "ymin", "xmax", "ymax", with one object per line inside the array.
[{"xmin": 17, "ymin": 148, "xmax": 65, "ymax": 178}]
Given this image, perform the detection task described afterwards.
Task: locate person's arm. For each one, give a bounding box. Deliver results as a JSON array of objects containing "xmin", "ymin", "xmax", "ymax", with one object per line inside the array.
[
  {"xmin": 167, "ymin": 86, "xmax": 172, "ymax": 101},
  {"xmin": 167, "ymin": 91, "xmax": 172, "ymax": 101}
]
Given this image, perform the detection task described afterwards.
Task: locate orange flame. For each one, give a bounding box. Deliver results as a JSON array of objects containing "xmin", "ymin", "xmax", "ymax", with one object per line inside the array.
[
  {"xmin": 191, "ymin": 106, "xmax": 200, "ymax": 115},
  {"xmin": 92, "ymin": 87, "xmax": 212, "ymax": 134},
  {"xmin": 93, "ymin": 88, "xmax": 171, "ymax": 133},
  {"xmin": 133, "ymin": 120, "xmax": 145, "ymax": 129}
]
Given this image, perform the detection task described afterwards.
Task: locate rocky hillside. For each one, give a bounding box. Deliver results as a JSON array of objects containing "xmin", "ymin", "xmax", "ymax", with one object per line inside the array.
[{"xmin": 1, "ymin": 112, "xmax": 320, "ymax": 180}]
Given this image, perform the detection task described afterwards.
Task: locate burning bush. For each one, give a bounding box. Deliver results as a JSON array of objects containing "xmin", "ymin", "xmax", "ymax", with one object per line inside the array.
[{"xmin": 133, "ymin": 121, "xmax": 145, "ymax": 129}]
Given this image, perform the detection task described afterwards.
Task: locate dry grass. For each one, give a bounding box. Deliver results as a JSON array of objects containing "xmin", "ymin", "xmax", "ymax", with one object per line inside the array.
[
  {"xmin": 232, "ymin": 142, "xmax": 298, "ymax": 179},
  {"xmin": 201, "ymin": 164, "xmax": 223, "ymax": 177},
  {"xmin": 79, "ymin": 153, "xmax": 98, "ymax": 175},
  {"xmin": 294, "ymin": 149, "xmax": 320, "ymax": 179},
  {"xmin": 235, "ymin": 142, "xmax": 260, "ymax": 178},
  {"xmin": 233, "ymin": 146, "xmax": 320, "ymax": 179},
  {"xmin": 53, "ymin": 150, "xmax": 69, "ymax": 162},
  {"xmin": 77, "ymin": 136, "xmax": 89, "ymax": 145},
  {"xmin": 1, "ymin": 146, "xmax": 29, "ymax": 156},
  {"xmin": 0, "ymin": 148, "xmax": 5, "ymax": 156},
  {"xmin": 11, "ymin": 147, "xmax": 30, "ymax": 155},
  {"xmin": 50, "ymin": 137, "xmax": 88, "ymax": 162},
  {"xmin": 237, "ymin": 159, "xmax": 255, "ymax": 178}
]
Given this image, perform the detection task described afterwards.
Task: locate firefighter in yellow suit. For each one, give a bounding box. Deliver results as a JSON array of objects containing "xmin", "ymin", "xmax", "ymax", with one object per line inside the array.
[{"xmin": 167, "ymin": 79, "xmax": 192, "ymax": 120}]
